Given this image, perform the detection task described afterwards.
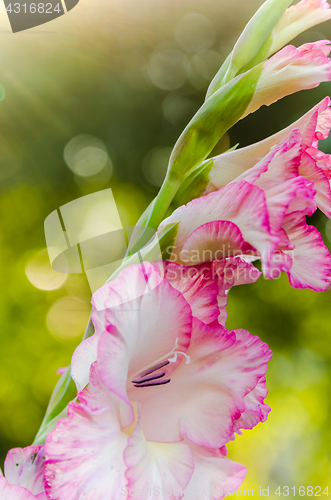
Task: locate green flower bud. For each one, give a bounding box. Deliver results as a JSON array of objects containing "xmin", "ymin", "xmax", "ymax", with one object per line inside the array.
[{"xmin": 207, "ymin": 0, "xmax": 292, "ymax": 97}]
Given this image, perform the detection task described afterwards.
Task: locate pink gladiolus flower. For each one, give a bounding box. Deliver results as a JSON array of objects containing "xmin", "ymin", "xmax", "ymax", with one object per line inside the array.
[
  {"xmin": 244, "ymin": 41, "xmax": 331, "ymax": 117},
  {"xmin": 70, "ymin": 258, "xmax": 261, "ymax": 391},
  {"xmin": 45, "ymin": 262, "xmax": 271, "ymax": 500},
  {"xmin": 0, "ymin": 446, "xmax": 46, "ymax": 499},
  {"xmin": 162, "ymin": 128, "xmax": 331, "ymax": 291}
]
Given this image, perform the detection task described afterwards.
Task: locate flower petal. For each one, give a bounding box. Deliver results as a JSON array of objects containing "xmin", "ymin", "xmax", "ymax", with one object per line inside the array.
[
  {"xmin": 161, "ymin": 181, "xmax": 279, "ymax": 268},
  {"xmin": 93, "ymin": 261, "xmax": 163, "ymax": 312},
  {"xmin": 180, "ymin": 221, "xmax": 256, "ymax": 265},
  {"xmin": 315, "ymin": 103, "xmax": 331, "ymax": 142},
  {"xmin": 283, "ymin": 212, "xmax": 331, "ymax": 291},
  {"xmin": 233, "ymin": 376, "xmax": 271, "ymax": 432},
  {"xmin": 245, "ymin": 41, "xmax": 331, "ymax": 117},
  {"xmin": 264, "ymin": 176, "xmax": 316, "ymax": 235},
  {"xmin": 71, "ymin": 335, "xmax": 99, "ymax": 391},
  {"xmin": 182, "ymin": 444, "xmax": 246, "ymax": 500},
  {"xmin": 272, "ymin": 0, "xmax": 331, "ymax": 55},
  {"xmin": 213, "ymin": 257, "xmax": 262, "ymax": 325},
  {"xmin": 208, "ymin": 98, "xmax": 330, "ymax": 190},
  {"xmin": 95, "ymin": 267, "xmax": 192, "ymax": 427},
  {"xmin": 72, "ymin": 262, "xmax": 192, "ymax": 398},
  {"xmin": 300, "ymin": 150, "xmax": 331, "ymax": 217},
  {"xmin": 137, "ymin": 320, "xmax": 272, "ymax": 447},
  {"xmin": 233, "ymin": 130, "xmax": 302, "ymax": 191},
  {"xmin": 44, "ymin": 366, "xmax": 128, "ymax": 500},
  {"xmin": 266, "ymin": 250, "xmax": 293, "ymax": 280},
  {"xmin": 153, "ymin": 261, "xmax": 220, "ymax": 326},
  {"xmin": 213, "ymin": 257, "xmax": 262, "ymax": 288},
  {"xmin": 155, "ymin": 258, "xmax": 261, "ymax": 328},
  {"xmin": 4, "ymin": 447, "xmax": 45, "ymax": 496},
  {"xmin": 0, "ymin": 478, "xmax": 37, "ymax": 500},
  {"xmin": 124, "ymin": 413, "xmax": 194, "ymax": 500}
]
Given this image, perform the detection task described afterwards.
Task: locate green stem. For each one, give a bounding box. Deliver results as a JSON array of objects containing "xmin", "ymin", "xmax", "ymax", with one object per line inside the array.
[
  {"xmin": 129, "ymin": 175, "xmax": 180, "ymax": 254},
  {"xmin": 32, "ymin": 167, "xmax": 180, "ymax": 445},
  {"xmin": 148, "ymin": 177, "xmax": 180, "ymax": 227}
]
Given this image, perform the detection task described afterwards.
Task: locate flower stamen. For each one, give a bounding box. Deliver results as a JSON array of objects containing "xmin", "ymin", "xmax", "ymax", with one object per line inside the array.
[
  {"xmin": 132, "ymin": 371, "xmax": 166, "ymax": 384},
  {"xmin": 138, "ymin": 360, "xmax": 170, "ymax": 378},
  {"xmin": 168, "ymin": 338, "xmax": 191, "ymax": 365},
  {"xmin": 132, "ymin": 378, "xmax": 171, "ymax": 388},
  {"xmin": 130, "ymin": 338, "xmax": 190, "ymax": 388}
]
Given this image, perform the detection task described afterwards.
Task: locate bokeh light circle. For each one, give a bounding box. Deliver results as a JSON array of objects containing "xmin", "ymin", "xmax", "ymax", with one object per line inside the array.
[
  {"xmin": 64, "ymin": 134, "xmax": 112, "ymax": 178},
  {"xmin": 25, "ymin": 249, "xmax": 67, "ymax": 291},
  {"xmin": 191, "ymin": 50, "xmax": 223, "ymax": 81},
  {"xmin": 147, "ymin": 49, "xmax": 189, "ymax": 91},
  {"xmin": 46, "ymin": 296, "xmax": 91, "ymax": 340},
  {"xmin": 174, "ymin": 14, "xmax": 216, "ymax": 53}
]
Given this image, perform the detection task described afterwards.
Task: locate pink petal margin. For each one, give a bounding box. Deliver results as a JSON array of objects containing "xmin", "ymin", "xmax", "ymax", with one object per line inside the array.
[
  {"xmin": 0, "ymin": 477, "xmax": 37, "ymax": 500},
  {"xmin": 283, "ymin": 212, "xmax": 331, "ymax": 291},
  {"xmin": 44, "ymin": 365, "xmax": 128, "ymax": 500}
]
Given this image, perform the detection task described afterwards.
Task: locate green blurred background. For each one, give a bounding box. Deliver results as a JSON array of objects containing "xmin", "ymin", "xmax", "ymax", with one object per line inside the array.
[{"xmin": 0, "ymin": 0, "xmax": 331, "ymax": 496}]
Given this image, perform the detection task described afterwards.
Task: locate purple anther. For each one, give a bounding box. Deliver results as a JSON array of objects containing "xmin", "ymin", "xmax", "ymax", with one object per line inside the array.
[
  {"xmin": 133, "ymin": 379, "xmax": 171, "ymax": 388},
  {"xmin": 132, "ymin": 372, "xmax": 166, "ymax": 384},
  {"xmin": 138, "ymin": 360, "xmax": 170, "ymax": 378}
]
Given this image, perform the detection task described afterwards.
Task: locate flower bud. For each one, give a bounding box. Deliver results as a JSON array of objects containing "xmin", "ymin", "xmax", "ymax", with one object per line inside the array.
[
  {"xmin": 271, "ymin": 0, "xmax": 331, "ymax": 55},
  {"xmin": 168, "ymin": 64, "xmax": 263, "ymax": 183},
  {"xmin": 207, "ymin": 0, "xmax": 331, "ymax": 98},
  {"xmin": 243, "ymin": 41, "xmax": 331, "ymax": 118},
  {"xmin": 207, "ymin": 0, "xmax": 292, "ymax": 96},
  {"xmin": 227, "ymin": 0, "xmax": 293, "ymax": 81}
]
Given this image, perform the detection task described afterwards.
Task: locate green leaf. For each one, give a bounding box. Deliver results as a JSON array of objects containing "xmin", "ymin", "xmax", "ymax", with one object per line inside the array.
[
  {"xmin": 159, "ymin": 222, "xmax": 180, "ymax": 260},
  {"xmin": 234, "ymin": 33, "xmax": 274, "ymax": 77},
  {"xmin": 33, "ymin": 408, "xmax": 68, "ymax": 446},
  {"xmin": 225, "ymin": 143, "xmax": 240, "ymax": 153},
  {"xmin": 42, "ymin": 367, "xmax": 76, "ymax": 424},
  {"xmin": 174, "ymin": 159, "xmax": 214, "ymax": 207},
  {"xmin": 206, "ymin": 53, "xmax": 232, "ymax": 98}
]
